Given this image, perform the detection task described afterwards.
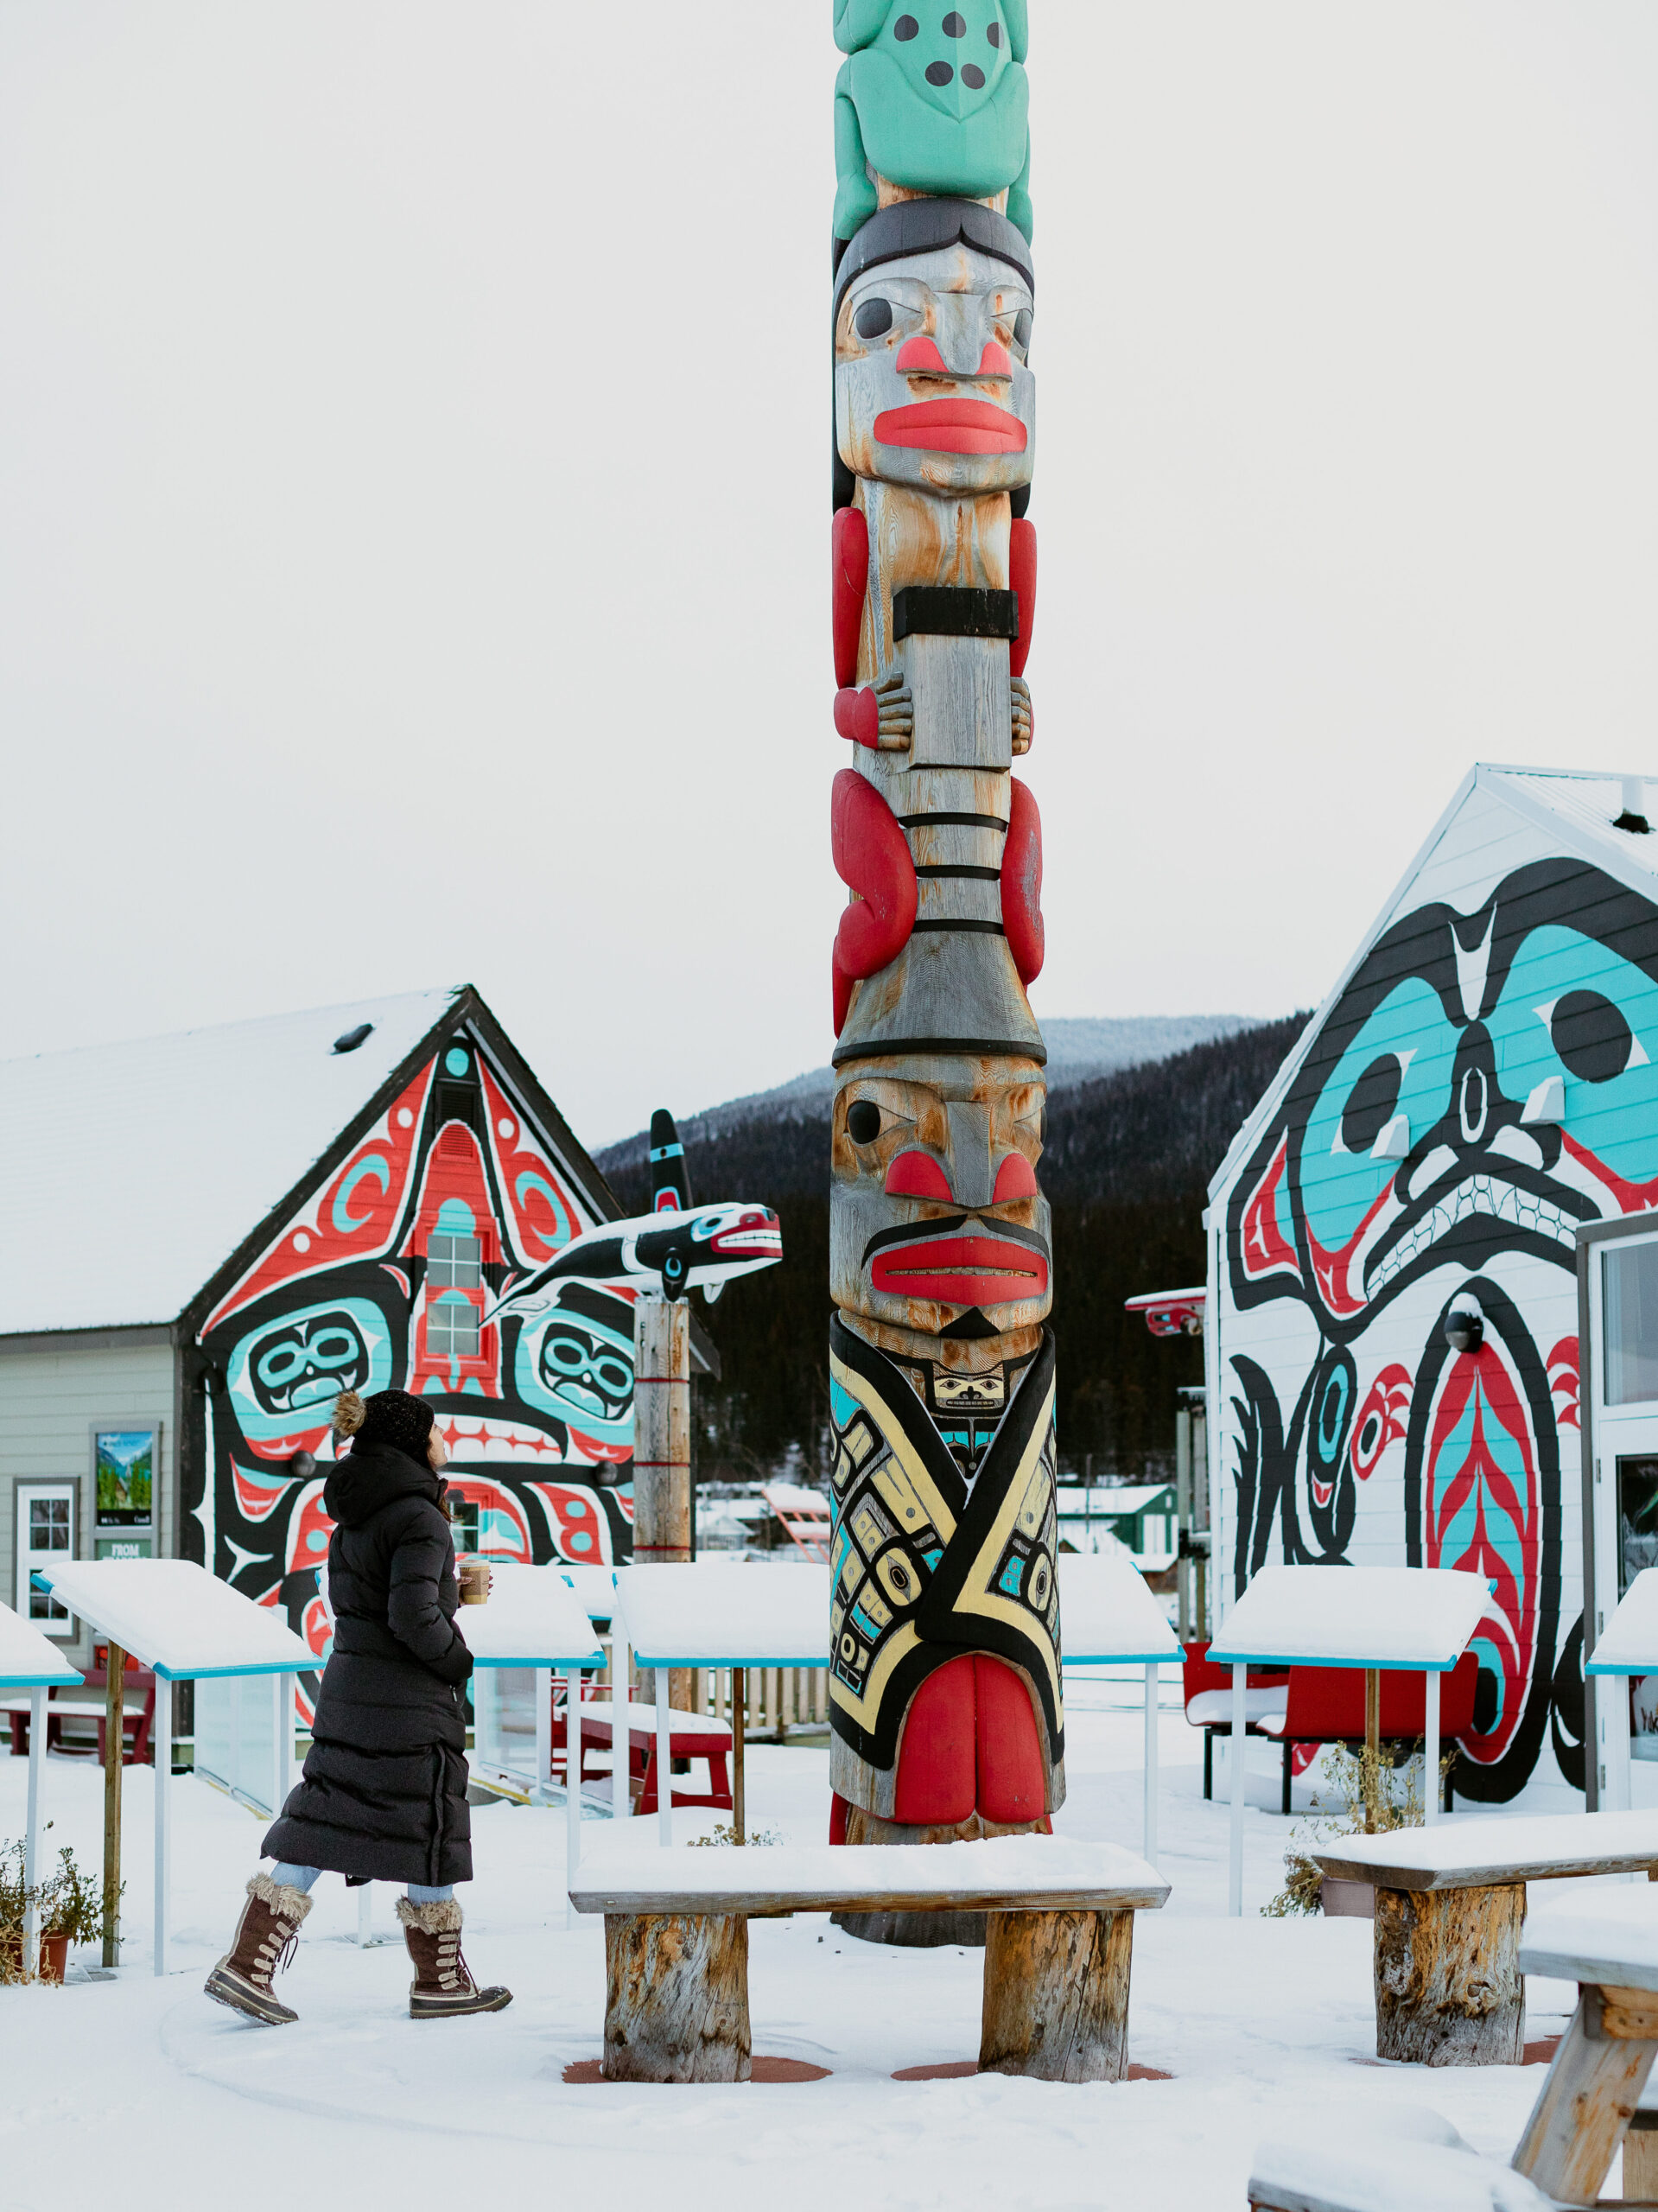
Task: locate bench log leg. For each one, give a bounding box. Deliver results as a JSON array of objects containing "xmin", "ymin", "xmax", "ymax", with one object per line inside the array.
[
  {"xmin": 601, "ymin": 1911, "xmax": 751, "ymax": 2083},
  {"xmin": 979, "ymin": 1907, "xmax": 1134, "ymax": 2083},
  {"xmin": 1512, "ymin": 1985, "xmax": 1658, "ymax": 2204},
  {"xmin": 1372, "ymin": 1881, "xmax": 1523, "ymax": 2065}
]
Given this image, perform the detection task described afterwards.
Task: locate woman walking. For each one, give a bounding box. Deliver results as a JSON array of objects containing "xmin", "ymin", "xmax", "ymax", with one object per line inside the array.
[{"xmin": 206, "ymin": 1387, "xmax": 511, "ymax": 2024}]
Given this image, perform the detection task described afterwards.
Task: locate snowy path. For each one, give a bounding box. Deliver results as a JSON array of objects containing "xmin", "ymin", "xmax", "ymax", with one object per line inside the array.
[{"xmin": 0, "ymin": 1677, "xmax": 1610, "ymax": 2212}]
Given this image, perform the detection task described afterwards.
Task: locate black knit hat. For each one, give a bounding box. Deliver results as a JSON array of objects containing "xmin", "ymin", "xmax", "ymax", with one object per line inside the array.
[{"xmin": 333, "ymin": 1387, "xmax": 435, "ymax": 1461}]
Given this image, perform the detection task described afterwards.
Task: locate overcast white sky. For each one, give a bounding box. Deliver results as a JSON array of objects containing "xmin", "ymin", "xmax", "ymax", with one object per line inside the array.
[{"xmin": 2, "ymin": 4, "xmax": 1655, "ymax": 1147}]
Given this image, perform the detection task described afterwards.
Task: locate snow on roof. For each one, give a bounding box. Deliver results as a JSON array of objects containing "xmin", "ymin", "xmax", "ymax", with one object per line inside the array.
[
  {"xmin": 1207, "ymin": 763, "xmax": 1658, "ymax": 1206},
  {"xmin": 1055, "ymin": 1484, "xmax": 1173, "ymax": 1512},
  {"xmin": 0, "ymin": 988, "xmax": 460, "ymax": 1337}
]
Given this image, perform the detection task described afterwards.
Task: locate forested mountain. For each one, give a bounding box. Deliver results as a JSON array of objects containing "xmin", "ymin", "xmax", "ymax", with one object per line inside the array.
[{"xmin": 598, "ymin": 1014, "xmax": 1307, "ymax": 1486}]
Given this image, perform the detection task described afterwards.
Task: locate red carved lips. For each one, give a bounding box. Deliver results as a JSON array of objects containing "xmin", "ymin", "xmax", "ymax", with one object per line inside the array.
[
  {"xmin": 869, "ymin": 1234, "xmax": 1048, "ymax": 1306},
  {"xmin": 873, "ymin": 399, "xmax": 1028, "ymax": 455}
]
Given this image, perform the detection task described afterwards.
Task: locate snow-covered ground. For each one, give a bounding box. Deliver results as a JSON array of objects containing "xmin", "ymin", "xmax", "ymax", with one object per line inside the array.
[{"xmin": 0, "ymin": 1672, "xmax": 1618, "ymax": 2212}]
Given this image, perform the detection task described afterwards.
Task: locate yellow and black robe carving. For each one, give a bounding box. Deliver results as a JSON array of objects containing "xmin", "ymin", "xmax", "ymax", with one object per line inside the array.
[{"xmin": 827, "ymin": 1313, "xmax": 1064, "ymax": 1820}]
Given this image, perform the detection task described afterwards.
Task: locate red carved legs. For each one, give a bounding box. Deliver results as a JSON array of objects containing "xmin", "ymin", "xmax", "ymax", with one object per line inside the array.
[{"xmin": 829, "ymin": 1655, "xmax": 1048, "ymax": 1838}]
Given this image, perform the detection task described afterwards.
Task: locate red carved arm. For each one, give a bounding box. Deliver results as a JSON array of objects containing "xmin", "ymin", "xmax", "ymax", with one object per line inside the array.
[{"xmin": 830, "ymin": 769, "xmax": 918, "ymax": 1033}]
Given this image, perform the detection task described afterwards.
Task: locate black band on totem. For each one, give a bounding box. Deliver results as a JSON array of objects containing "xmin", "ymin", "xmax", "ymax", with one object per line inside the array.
[{"xmin": 893, "ymin": 586, "xmax": 1019, "ymax": 643}]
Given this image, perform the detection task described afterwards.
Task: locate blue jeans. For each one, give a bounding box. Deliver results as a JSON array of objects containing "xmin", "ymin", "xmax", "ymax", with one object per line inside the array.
[{"xmin": 270, "ymin": 1862, "xmax": 454, "ymax": 1905}]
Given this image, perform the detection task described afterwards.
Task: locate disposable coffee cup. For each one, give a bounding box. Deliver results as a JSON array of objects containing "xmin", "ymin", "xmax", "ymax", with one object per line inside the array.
[{"xmin": 459, "ymin": 1556, "xmax": 490, "ymax": 1605}]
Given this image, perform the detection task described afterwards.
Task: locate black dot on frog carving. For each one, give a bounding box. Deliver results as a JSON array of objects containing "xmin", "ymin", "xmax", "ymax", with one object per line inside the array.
[
  {"xmin": 854, "ymin": 298, "xmax": 894, "ymax": 340},
  {"xmin": 847, "ymin": 1101, "xmax": 882, "ymax": 1145},
  {"xmin": 925, "ymin": 60, "xmax": 954, "ymax": 85},
  {"xmin": 943, "ymin": 10, "xmax": 966, "ymax": 32},
  {"xmin": 987, "ymin": 19, "xmax": 1002, "ymax": 44},
  {"xmin": 894, "ymin": 14, "xmax": 918, "ymax": 36},
  {"xmin": 961, "ymin": 62, "xmax": 985, "ymax": 87}
]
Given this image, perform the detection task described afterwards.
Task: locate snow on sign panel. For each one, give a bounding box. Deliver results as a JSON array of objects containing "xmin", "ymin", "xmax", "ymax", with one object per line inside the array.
[
  {"xmin": 451, "ymin": 1563, "xmax": 603, "ymax": 1669},
  {"xmin": 0, "ymin": 1599, "xmax": 84, "ymax": 1688},
  {"xmin": 615, "ymin": 1564, "xmax": 831, "ymax": 1667},
  {"xmin": 1058, "ymin": 1552, "xmax": 1181, "ymax": 1665},
  {"xmin": 1209, "ymin": 1563, "xmax": 1490, "ymax": 1670},
  {"xmin": 1587, "ymin": 1567, "xmax": 1658, "ymax": 1675},
  {"xmin": 31, "ymin": 1560, "xmax": 313, "ymax": 1680}
]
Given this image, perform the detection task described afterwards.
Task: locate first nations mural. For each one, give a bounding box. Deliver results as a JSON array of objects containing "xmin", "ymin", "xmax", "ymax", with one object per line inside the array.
[
  {"xmin": 1223, "ymin": 859, "xmax": 1658, "ymax": 1800},
  {"xmin": 187, "ymin": 1037, "xmax": 634, "ymax": 1717},
  {"xmin": 824, "ymin": 1, "xmax": 1061, "ymax": 1889}
]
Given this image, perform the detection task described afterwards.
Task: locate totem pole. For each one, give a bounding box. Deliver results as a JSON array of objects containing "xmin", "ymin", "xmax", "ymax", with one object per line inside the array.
[{"xmin": 825, "ymin": 2, "xmax": 1060, "ymax": 1925}]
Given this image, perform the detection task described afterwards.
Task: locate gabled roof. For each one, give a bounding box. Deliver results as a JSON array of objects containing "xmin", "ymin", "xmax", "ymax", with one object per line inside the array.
[
  {"xmin": 1205, "ymin": 764, "xmax": 1658, "ymax": 1209},
  {"xmin": 0, "ymin": 987, "xmax": 602, "ymax": 1338},
  {"xmin": 0, "ymin": 989, "xmax": 461, "ymax": 1336}
]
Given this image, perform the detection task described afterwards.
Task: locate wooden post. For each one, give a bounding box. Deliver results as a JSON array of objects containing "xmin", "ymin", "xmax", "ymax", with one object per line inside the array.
[
  {"xmin": 102, "ymin": 1643, "xmax": 124, "ymax": 1966},
  {"xmin": 1363, "ymin": 1667, "xmax": 1381, "ymax": 1834},
  {"xmin": 1511, "ymin": 1984, "xmax": 1658, "ymax": 2202},
  {"xmin": 979, "ymin": 1908, "xmax": 1135, "ymax": 2082},
  {"xmin": 564, "ymin": 1664, "xmax": 584, "ymax": 1925},
  {"xmin": 1372, "ymin": 1882, "xmax": 1525, "ymax": 2064},
  {"xmin": 612, "ymin": 1624, "xmax": 631, "ymax": 1822},
  {"xmin": 633, "ymin": 1297, "xmax": 693, "ymax": 1711},
  {"xmin": 1424, "ymin": 1667, "xmax": 1440, "ymax": 1827},
  {"xmin": 602, "ymin": 1911, "xmax": 751, "ymax": 2082},
  {"xmin": 1229, "ymin": 1661, "xmax": 1246, "ymax": 1916},
  {"xmin": 732, "ymin": 1667, "xmax": 746, "ymax": 1845}
]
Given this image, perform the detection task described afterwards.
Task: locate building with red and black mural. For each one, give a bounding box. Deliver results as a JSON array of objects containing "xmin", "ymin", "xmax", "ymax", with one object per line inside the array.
[{"xmin": 0, "ymin": 988, "xmax": 712, "ymax": 1719}]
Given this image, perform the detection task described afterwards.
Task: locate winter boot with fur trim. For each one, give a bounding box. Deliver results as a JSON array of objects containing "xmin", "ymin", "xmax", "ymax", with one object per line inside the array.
[
  {"xmin": 204, "ymin": 1873, "xmax": 313, "ymax": 2024},
  {"xmin": 397, "ymin": 1896, "xmax": 512, "ymax": 2018}
]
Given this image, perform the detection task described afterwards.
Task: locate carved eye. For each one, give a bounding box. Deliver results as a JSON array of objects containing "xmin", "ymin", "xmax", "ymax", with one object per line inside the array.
[
  {"xmin": 847, "ymin": 1101, "xmax": 882, "ymax": 1146},
  {"xmin": 1013, "ymin": 308, "xmax": 1032, "ymax": 352},
  {"xmin": 854, "ymin": 298, "xmax": 894, "ymax": 341}
]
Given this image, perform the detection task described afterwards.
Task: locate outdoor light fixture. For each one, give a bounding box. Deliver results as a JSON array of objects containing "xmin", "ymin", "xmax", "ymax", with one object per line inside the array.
[{"xmin": 1444, "ymin": 1296, "xmax": 1484, "ymax": 1356}]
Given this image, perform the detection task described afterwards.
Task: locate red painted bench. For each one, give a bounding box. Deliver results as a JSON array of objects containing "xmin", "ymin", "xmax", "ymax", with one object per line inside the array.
[
  {"xmin": 1182, "ymin": 1640, "xmax": 1291, "ymax": 1802},
  {"xmin": 1254, "ymin": 1652, "xmax": 1479, "ymax": 1814},
  {"xmin": 552, "ymin": 1696, "xmax": 734, "ymax": 1817},
  {"xmin": 4, "ymin": 1667, "xmax": 156, "ymax": 1766}
]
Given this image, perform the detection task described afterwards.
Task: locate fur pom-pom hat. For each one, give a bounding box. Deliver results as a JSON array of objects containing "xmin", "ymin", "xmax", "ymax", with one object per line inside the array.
[{"xmin": 333, "ymin": 1387, "xmax": 436, "ymax": 1462}]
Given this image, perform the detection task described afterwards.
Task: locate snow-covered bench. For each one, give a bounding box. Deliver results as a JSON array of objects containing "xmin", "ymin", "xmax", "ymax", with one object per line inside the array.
[
  {"xmin": 569, "ymin": 1835, "xmax": 1170, "ymax": 2084},
  {"xmin": 1248, "ymin": 2108, "xmax": 1553, "ymax": 2212},
  {"xmin": 1312, "ymin": 1809, "xmax": 1658, "ymax": 2065},
  {"xmin": 554, "ymin": 1696, "xmax": 732, "ymax": 1817},
  {"xmin": 1250, "ymin": 1890, "xmax": 1658, "ymax": 2210}
]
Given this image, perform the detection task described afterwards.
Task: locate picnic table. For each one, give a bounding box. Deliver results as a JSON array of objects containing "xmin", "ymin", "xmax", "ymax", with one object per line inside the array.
[
  {"xmin": 1250, "ymin": 1886, "xmax": 1658, "ymax": 2209},
  {"xmin": 30, "ymin": 1560, "xmax": 314, "ymax": 1976},
  {"xmin": 613, "ymin": 1563, "xmax": 829, "ymax": 1845},
  {"xmin": 1209, "ymin": 1564, "xmax": 1489, "ymax": 1915},
  {"xmin": 1057, "ymin": 1550, "xmax": 1181, "ymax": 1866},
  {"xmin": 0, "ymin": 1601, "xmax": 83, "ymax": 1980},
  {"xmin": 554, "ymin": 1697, "xmax": 733, "ymax": 1819},
  {"xmin": 569, "ymin": 1834, "xmax": 1169, "ymax": 2083},
  {"xmin": 1312, "ymin": 1808, "xmax": 1658, "ymax": 2064}
]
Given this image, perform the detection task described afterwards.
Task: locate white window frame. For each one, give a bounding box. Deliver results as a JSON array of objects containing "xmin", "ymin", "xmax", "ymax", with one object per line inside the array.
[{"xmin": 16, "ymin": 1479, "xmax": 78, "ymax": 1639}]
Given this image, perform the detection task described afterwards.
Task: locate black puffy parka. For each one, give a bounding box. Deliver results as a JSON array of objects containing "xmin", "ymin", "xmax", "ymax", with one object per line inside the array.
[{"xmin": 263, "ymin": 1440, "xmax": 473, "ymax": 1887}]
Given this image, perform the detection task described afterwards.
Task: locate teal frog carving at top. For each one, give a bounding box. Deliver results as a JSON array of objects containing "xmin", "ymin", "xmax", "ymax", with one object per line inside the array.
[{"xmin": 833, "ymin": 1, "xmax": 1032, "ymax": 245}]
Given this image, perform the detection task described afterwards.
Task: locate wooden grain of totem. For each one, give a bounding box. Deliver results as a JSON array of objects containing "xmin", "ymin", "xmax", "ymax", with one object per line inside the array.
[{"xmin": 825, "ymin": 1, "xmax": 1061, "ymax": 1896}]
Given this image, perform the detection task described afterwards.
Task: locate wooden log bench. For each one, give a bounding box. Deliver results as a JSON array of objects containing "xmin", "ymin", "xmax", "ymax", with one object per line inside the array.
[
  {"xmin": 1249, "ymin": 1889, "xmax": 1658, "ymax": 2210},
  {"xmin": 1312, "ymin": 1809, "xmax": 1658, "ymax": 2067},
  {"xmin": 569, "ymin": 1835, "xmax": 1169, "ymax": 2085}
]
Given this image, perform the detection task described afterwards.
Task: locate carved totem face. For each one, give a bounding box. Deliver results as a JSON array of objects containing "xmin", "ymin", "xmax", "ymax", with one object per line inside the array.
[
  {"xmin": 835, "ymin": 241, "xmax": 1035, "ymax": 499},
  {"xmin": 830, "ymin": 1052, "xmax": 1051, "ymax": 1338}
]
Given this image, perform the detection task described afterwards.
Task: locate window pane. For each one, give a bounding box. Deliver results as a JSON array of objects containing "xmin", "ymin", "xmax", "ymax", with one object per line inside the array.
[
  {"xmin": 453, "ymin": 1235, "xmax": 481, "ymax": 1288},
  {"xmin": 1606, "ymin": 1241, "xmax": 1658, "ymax": 1403}
]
